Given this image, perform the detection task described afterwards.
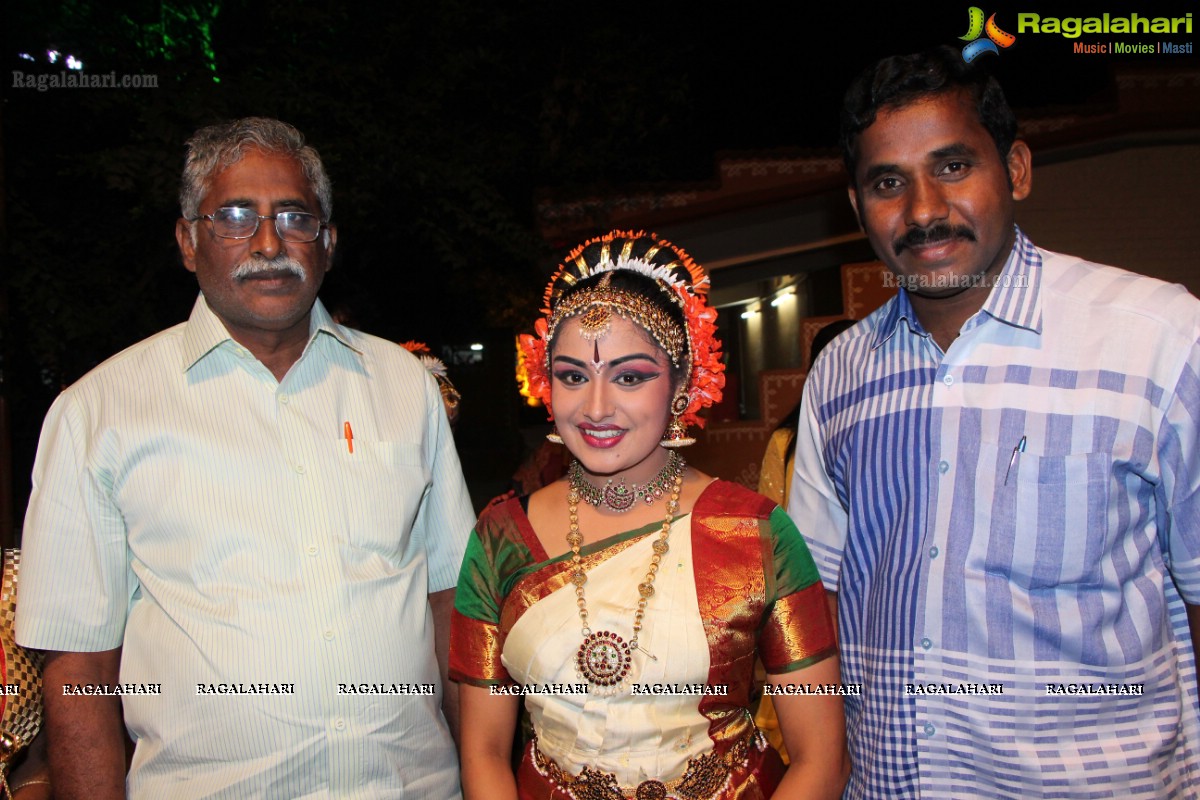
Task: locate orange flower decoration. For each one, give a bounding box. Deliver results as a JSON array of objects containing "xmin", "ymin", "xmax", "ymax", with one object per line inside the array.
[
  {"xmin": 519, "ymin": 230, "xmax": 723, "ymax": 429},
  {"xmin": 677, "ymin": 290, "xmax": 725, "ymax": 428},
  {"xmin": 518, "ymin": 320, "xmax": 554, "ymax": 416}
]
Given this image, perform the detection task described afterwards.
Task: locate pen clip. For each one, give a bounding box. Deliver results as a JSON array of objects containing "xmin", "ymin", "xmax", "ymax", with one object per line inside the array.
[{"xmin": 1003, "ymin": 435, "xmax": 1026, "ymax": 486}]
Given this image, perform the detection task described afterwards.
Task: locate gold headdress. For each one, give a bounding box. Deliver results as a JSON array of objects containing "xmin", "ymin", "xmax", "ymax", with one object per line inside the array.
[{"xmin": 518, "ymin": 230, "xmax": 724, "ymax": 434}]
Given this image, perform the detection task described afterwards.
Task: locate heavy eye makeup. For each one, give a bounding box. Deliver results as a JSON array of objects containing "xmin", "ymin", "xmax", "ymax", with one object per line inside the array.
[
  {"xmin": 611, "ymin": 368, "xmax": 662, "ymax": 387},
  {"xmin": 551, "ymin": 366, "xmax": 588, "ymax": 386},
  {"xmin": 551, "ymin": 353, "xmax": 664, "ymax": 388}
]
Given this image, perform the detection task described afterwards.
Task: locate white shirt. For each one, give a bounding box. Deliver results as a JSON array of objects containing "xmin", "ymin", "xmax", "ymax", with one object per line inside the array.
[{"xmin": 17, "ymin": 295, "xmax": 475, "ymax": 799}]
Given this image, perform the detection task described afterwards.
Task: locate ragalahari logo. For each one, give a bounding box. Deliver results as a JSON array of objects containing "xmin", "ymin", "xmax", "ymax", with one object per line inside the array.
[{"xmin": 960, "ymin": 7, "xmax": 1017, "ymax": 62}]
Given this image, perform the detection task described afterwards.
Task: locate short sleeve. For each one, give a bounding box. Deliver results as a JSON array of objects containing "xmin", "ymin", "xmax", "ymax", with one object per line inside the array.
[
  {"xmin": 412, "ymin": 370, "xmax": 475, "ymax": 594},
  {"xmin": 449, "ymin": 531, "xmax": 511, "ymax": 687},
  {"xmin": 759, "ymin": 507, "xmax": 837, "ymax": 674},
  {"xmin": 16, "ymin": 391, "xmax": 136, "ymax": 651},
  {"xmin": 787, "ymin": 371, "xmax": 849, "ymax": 592},
  {"xmin": 449, "ymin": 500, "xmax": 536, "ymax": 687}
]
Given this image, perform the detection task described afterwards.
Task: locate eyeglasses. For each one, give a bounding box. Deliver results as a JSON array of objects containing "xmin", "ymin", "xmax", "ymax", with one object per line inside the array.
[{"xmin": 191, "ymin": 206, "xmax": 327, "ymax": 243}]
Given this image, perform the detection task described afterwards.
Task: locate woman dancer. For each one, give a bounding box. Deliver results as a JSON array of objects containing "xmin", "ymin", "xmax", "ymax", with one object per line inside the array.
[{"xmin": 450, "ymin": 231, "xmax": 847, "ymax": 799}]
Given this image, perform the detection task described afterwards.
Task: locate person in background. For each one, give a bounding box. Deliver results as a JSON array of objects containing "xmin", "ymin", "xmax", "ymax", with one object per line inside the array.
[
  {"xmin": 757, "ymin": 318, "xmax": 858, "ymax": 514},
  {"xmin": 754, "ymin": 316, "xmax": 856, "ymax": 762},
  {"xmin": 400, "ymin": 341, "xmax": 463, "ymax": 427}
]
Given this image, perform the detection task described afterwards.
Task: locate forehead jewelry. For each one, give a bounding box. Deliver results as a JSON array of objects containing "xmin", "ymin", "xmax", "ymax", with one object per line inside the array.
[
  {"xmin": 568, "ymin": 466, "xmax": 683, "ymax": 694},
  {"xmin": 577, "ymin": 272, "xmax": 616, "ymax": 342},
  {"xmin": 544, "ymin": 273, "xmax": 687, "ymax": 369}
]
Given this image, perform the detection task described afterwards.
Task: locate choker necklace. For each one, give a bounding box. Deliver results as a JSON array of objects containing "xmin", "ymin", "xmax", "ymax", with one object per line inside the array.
[
  {"xmin": 568, "ymin": 451, "xmax": 685, "ymax": 512},
  {"xmin": 567, "ymin": 468, "xmax": 683, "ymax": 694}
]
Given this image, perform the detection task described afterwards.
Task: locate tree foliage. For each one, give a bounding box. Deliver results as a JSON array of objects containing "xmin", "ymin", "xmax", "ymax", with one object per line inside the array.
[{"xmin": 2, "ymin": 0, "xmax": 707, "ymax": 521}]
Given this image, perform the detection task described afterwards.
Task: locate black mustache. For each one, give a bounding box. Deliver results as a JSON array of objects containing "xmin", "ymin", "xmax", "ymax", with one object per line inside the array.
[{"xmin": 893, "ymin": 224, "xmax": 976, "ymax": 256}]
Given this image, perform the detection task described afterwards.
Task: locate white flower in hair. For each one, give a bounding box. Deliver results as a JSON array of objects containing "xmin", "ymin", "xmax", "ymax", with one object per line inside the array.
[
  {"xmin": 418, "ymin": 355, "xmax": 449, "ymax": 379},
  {"xmin": 598, "ymin": 255, "xmax": 692, "ymax": 292}
]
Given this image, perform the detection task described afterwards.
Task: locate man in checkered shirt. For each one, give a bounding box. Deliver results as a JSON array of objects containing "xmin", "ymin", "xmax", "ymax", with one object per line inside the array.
[{"xmin": 789, "ymin": 46, "xmax": 1200, "ymax": 798}]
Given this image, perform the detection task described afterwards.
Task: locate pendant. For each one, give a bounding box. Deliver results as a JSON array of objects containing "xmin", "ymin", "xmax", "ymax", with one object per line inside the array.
[
  {"xmin": 576, "ymin": 630, "xmax": 632, "ymax": 691},
  {"xmin": 602, "ymin": 480, "xmax": 636, "ymax": 511}
]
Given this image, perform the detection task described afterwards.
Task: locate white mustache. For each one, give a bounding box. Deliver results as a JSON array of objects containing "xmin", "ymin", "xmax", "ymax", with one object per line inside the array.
[{"xmin": 232, "ymin": 256, "xmax": 307, "ymax": 282}]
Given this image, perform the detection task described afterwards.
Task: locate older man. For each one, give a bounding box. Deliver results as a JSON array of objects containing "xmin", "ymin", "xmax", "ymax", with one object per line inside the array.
[
  {"xmin": 789, "ymin": 48, "xmax": 1200, "ymax": 797},
  {"xmin": 16, "ymin": 118, "xmax": 475, "ymax": 798}
]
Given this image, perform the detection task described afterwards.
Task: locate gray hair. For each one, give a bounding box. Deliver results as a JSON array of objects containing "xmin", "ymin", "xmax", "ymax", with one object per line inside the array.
[{"xmin": 179, "ymin": 117, "xmax": 333, "ymax": 221}]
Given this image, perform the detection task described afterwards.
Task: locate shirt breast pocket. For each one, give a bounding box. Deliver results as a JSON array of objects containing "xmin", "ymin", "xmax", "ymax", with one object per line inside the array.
[
  {"xmin": 982, "ymin": 449, "xmax": 1111, "ymax": 590},
  {"xmin": 331, "ymin": 441, "xmax": 429, "ymax": 562}
]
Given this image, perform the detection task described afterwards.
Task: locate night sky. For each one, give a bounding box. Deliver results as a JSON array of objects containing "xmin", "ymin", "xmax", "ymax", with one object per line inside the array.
[{"xmin": 3, "ymin": 0, "xmax": 1197, "ymax": 522}]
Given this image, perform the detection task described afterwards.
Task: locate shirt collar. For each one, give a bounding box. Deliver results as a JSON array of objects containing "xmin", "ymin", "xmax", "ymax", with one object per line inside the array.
[
  {"xmin": 979, "ymin": 226, "xmax": 1043, "ymax": 334},
  {"xmin": 872, "ymin": 284, "xmax": 925, "ymax": 349},
  {"xmin": 180, "ymin": 294, "xmax": 362, "ymax": 372},
  {"xmin": 871, "ymin": 226, "xmax": 1043, "ymax": 349}
]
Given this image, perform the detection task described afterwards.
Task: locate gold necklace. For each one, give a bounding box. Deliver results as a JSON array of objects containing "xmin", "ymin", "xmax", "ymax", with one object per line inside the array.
[{"xmin": 567, "ymin": 466, "xmax": 683, "ymax": 694}]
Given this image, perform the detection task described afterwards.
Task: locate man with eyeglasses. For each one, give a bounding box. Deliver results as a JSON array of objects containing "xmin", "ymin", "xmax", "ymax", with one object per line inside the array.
[{"xmin": 16, "ymin": 118, "xmax": 475, "ymax": 799}]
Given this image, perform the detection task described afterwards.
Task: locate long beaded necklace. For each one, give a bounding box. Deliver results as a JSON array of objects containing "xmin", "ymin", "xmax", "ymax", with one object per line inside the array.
[
  {"xmin": 567, "ymin": 460, "xmax": 684, "ymax": 694},
  {"xmin": 568, "ymin": 450, "xmax": 685, "ymax": 512}
]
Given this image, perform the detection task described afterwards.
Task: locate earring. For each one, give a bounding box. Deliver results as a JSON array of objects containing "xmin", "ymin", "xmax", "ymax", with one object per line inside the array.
[
  {"xmin": 661, "ymin": 392, "xmax": 695, "ymax": 448},
  {"xmin": 546, "ymin": 426, "xmax": 563, "ymax": 445}
]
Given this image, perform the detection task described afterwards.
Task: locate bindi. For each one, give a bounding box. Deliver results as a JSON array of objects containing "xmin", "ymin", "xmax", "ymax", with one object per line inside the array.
[{"xmin": 589, "ymin": 341, "xmax": 606, "ymax": 374}]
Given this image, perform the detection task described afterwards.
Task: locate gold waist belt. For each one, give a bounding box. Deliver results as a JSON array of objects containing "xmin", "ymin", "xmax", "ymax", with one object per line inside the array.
[{"xmin": 530, "ymin": 726, "xmax": 765, "ymax": 800}]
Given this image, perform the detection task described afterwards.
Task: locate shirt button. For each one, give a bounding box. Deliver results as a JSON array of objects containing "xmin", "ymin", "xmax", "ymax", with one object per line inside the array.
[
  {"xmin": 323, "ymin": 629, "xmax": 335, "ymax": 641},
  {"xmin": 924, "ymin": 723, "xmax": 936, "ymax": 737},
  {"xmin": 295, "ymin": 464, "xmax": 306, "ymax": 475},
  {"xmin": 334, "ymin": 718, "xmax": 346, "ymax": 731},
  {"xmin": 938, "ymin": 460, "xmax": 950, "ymax": 474},
  {"xmin": 929, "ymin": 546, "xmax": 939, "ymax": 559},
  {"xmin": 943, "ymin": 374, "xmax": 954, "ymax": 386},
  {"xmin": 306, "ymin": 545, "xmax": 318, "ymax": 557},
  {"xmin": 920, "ymin": 637, "xmax": 932, "ymax": 650},
  {"xmin": 279, "ymin": 394, "xmax": 290, "ymax": 404}
]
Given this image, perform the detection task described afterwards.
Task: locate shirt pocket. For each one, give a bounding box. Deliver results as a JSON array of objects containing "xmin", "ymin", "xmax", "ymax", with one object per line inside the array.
[
  {"xmin": 980, "ymin": 448, "xmax": 1111, "ymax": 590},
  {"xmin": 329, "ymin": 440, "xmax": 429, "ymax": 562}
]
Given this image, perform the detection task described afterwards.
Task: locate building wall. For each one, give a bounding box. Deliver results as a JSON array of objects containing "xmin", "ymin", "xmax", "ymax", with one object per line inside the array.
[
  {"xmin": 692, "ymin": 141, "xmax": 1200, "ymax": 487},
  {"xmin": 1017, "ymin": 143, "xmax": 1200, "ymax": 296},
  {"xmin": 730, "ymin": 277, "xmax": 808, "ymax": 419}
]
